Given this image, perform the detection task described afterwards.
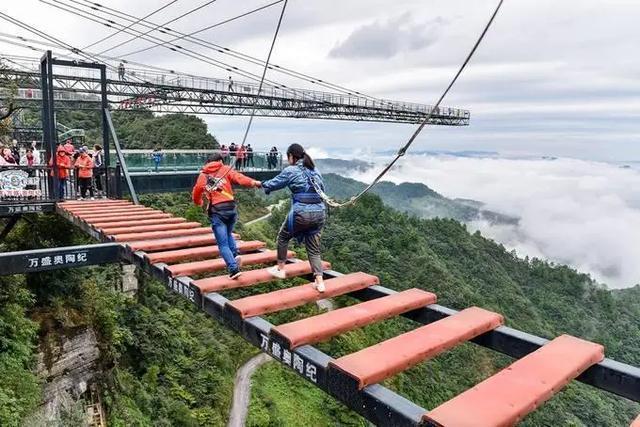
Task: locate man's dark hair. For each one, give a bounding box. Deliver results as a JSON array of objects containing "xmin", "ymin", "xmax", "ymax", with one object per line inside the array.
[{"xmin": 207, "ymin": 152, "xmax": 223, "ymax": 163}]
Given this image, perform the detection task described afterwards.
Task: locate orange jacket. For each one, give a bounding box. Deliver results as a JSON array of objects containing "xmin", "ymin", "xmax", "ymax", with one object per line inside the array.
[
  {"xmin": 49, "ymin": 152, "xmax": 71, "ymax": 179},
  {"xmin": 75, "ymin": 154, "xmax": 94, "ymax": 178},
  {"xmin": 192, "ymin": 161, "xmax": 259, "ymax": 207}
]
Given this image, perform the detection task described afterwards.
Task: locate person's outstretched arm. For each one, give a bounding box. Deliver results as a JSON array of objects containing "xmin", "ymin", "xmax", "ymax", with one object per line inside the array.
[
  {"xmin": 229, "ymin": 169, "xmax": 261, "ymax": 188},
  {"xmin": 261, "ymin": 167, "xmax": 293, "ymax": 195}
]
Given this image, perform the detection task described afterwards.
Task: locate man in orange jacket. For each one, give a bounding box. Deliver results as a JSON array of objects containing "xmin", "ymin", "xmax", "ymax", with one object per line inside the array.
[
  {"xmin": 75, "ymin": 147, "xmax": 94, "ymax": 200},
  {"xmin": 49, "ymin": 145, "xmax": 71, "ymax": 199},
  {"xmin": 193, "ymin": 152, "xmax": 261, "ymax": 279}
]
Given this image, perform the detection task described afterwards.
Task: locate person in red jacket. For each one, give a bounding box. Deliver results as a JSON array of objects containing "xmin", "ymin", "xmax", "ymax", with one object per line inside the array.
[
  {"xmin": 49, "ymin": 145, "xmax": 71, "ymax": 198},
  {"xmin": 192, "ymin": 153, "xmax": 261, "ymax": 279},
  {"xmin": 75, "ymin": 147, "xmax": 94, "ymax": 200}
]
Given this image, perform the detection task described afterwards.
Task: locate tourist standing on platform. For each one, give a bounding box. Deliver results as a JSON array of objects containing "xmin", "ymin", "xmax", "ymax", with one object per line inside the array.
[
  {"xmin": 152, "ymin": 147, "xmax": 164, "ymax": 172},
  {"xmin": 20, "ymin": 148, "xmax": 38, "ymax": 167},
  {"xmin": 2, "ymin": 147, "xmax": 17, "ymax": 164},
  {"xmin": 261, "ymin": 144, "xmax": 327, "ymax": 292},
  {"xmin": 93, "ymin": 144, "xmax": 104, "ymax": 195},
  {"xmin": 229, "ymin": 142, "xmax": 237, "ymax": 168},
  {"xmin": 220, "ymin": 145, "xmax": 229, "ymax": 165},
  {"xmin": 236, "ymin": 144, "xmax": 246, "ymax": 170},
  {"xmin": 75, "ymin": 147, "xmax": 94, "ymax": 200},
  {"xmin": 50, "ymin": 145, "xmax": 71, "ymax": 198},
  {"xmin": 246, "ymin": 144, "xmax": 254, "ymax": 168},
  {"xmin": 31, "ymin": 141, "xmax": 41, "ymax": 165},
  {"xmin": 118, "ymin": 62, "xmax": 126, "ymax": 80},
  {"xmin": 192, "ymin": 153, "xmax": 261, "ymax": 279},
  {"xmin": 63, "ymin": 139, "xmax": 75, "ymax": 156}
]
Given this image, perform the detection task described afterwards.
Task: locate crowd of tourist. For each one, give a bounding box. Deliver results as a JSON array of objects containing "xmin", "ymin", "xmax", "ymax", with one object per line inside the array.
[{"xmin": 0, "ymin": 138, "xmax": 106, "ymax": 200}]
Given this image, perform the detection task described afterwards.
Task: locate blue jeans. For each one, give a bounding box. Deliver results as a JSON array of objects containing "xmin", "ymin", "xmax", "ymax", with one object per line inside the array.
[
  {"xmin": 58, "ymin": 178, "xmax": 67, "ymax": 199},
  {"xmin": 210, "ymin": 209, "xmax": 239, "ymax": 272}
]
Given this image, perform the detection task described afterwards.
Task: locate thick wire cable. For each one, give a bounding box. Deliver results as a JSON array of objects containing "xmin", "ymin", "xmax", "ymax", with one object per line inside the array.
[
  {"xmin": 40, "ymin": 0, "xmax": 291, "ymax": 91},
  {"xmin": 119, "ymin": 0, "xmax": 285, "ymax": 57},
  {"xmin": 317, "ymin": 0, "xmax": 505, "ymax": 208},
  {"xmin": 72, "ymin": 0, "xmax": 389, "ymax": 104},
  {"xmin": 240, "ymin": 0, "xmax": 288, "ymax": 145},
  {"xmin": 95, "ymin": 0, "xmax": 218, "ymax": 56},
  {"xmin": 82, "ymin": 0, "xmax": 179, "ymax": 50}
]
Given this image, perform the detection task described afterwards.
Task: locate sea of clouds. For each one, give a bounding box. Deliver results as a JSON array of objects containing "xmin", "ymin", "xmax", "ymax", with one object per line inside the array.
[{"xmin": 344, "ymin": 154, "xmax": 640, "ymax": 289}]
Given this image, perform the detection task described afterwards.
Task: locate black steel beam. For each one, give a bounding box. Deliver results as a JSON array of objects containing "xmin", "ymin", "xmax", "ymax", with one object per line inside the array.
[
  {"xmin": 0, "ymin": 215, "xmax": 21, "ymax": 241},
  {"xmin": 0, "ymin": 242, "xmax": 123, "ymax": 275}
]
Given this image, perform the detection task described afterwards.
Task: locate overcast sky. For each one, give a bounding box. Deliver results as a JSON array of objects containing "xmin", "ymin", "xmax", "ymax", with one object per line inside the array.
[{"xmin": 2, "ymin": 0, "xmax": 640, "ymax": 160}]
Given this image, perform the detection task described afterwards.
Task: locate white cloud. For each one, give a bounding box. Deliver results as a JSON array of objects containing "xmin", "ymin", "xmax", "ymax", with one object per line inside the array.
[{"xmin": 350, "ymin": 155, "xmax": 640, "ymax": 289}]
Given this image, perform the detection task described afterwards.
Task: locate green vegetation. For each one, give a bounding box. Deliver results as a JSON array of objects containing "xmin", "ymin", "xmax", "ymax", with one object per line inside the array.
[
  {"xmin": 323, "ymin": 172, "xmax": 516, "ymax": 224},
  {"xmin": 0, "ymin": 169, "xmax": 639, "ymax": 425},
  {"xmin": 19, "ymin": 109, "xmax": 218, "ymax": 149}
]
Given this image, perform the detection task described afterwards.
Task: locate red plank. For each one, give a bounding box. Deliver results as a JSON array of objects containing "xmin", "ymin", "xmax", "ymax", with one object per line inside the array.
[
  {"xmin": 273, "ymin": 289, "xmax": 437, "ymax": 349},
  {"xmin": 78, "ymin": 208, "xmax": 165, "ymax": 222},
  {"xmin": 192, "ymin": 260, "xmax": 332, "ymax": 293},
  {"xmin": 227, "ymin": 272, "xmax": 379, "ymax": 319},
  {"xmin": 62, "ymin": 202, "xmax": 133, "ymax": 210},
  {"xmin": 110, "ymin": 227, "xmax": 212, "ymax": 242},
  {"xmin": 166, "ymin": 250, "xmax": 291, "ymax": 277},
  {"xmin": 127, "ymin": 232, "xmax": 239, "ymax": 252},
  {"xmin": 84, "ymin": 213, "xmax": 173, "ymax": 224},
  {"xmin": 145, "ymin": 240, "xmax": 266, "ymax": 264},
  {"xmin": 426, "ymin": 335, "xmax": 605, "ymax": 427},
  {"xmin": 92, "ymin": 217, "xmax": 187, "ymax": 229},
  {"xmin": 330, "ymin": 307, "xmax": 504, "ymax": 389},
  {"xmin": 60, "ymin": 200, "xmax": 131, "ymax": 207},
  {"xmin": 631, "ymin": 415, "xmax": 640, "ymax": 427},
  {"xmin": 101, "ymin": 222, "xmax": 202, "ymax": 235},
  {"xmin": 71, "ymin": 207, "xmax": 155, "ymax": 216},
  {"xmin": 64, "ymin": 203, "xmax": 137, "ymax": 212}
]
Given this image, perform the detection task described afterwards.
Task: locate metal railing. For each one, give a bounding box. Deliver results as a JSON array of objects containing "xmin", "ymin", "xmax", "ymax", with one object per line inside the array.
[
  {"xmin": 0, "ymin": 165, "xmax": 121, "ymax": 203},
  {"xmin": 114, "ymin": 149, "xmax": 284, "ymax": 173}
]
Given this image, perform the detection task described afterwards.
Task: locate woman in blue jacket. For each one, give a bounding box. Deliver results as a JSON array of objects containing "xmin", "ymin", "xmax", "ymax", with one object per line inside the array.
[{"xmin": 262, "ymin": 144, "xmax": 326, "ymax": 292}]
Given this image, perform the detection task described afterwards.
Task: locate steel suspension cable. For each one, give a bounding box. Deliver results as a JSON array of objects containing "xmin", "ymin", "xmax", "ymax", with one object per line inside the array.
[
  {"xmin": 119, "ymin": 0, "xmax": 285, "ymax": 57},
  {"xmin": 82, "ymin": 0, "xmax": 179, "ymax": 50},
  {"xmin": 240, "ymin": 0, "xmax": 288, "ymax": 145},
  {"xmin": 94, "ymin": 0, "xmax": 218, "ymax": 56},
  {"xmin": 73, "ymin": 0, "xmax": 388, "ymax": 104},
  {"xmin": 317, "ymin": 0, "xmax": 505, "ymax": 208},
  {"xmin": 40, "ymin": 0, "xmax": 292, "ymax": 91}
]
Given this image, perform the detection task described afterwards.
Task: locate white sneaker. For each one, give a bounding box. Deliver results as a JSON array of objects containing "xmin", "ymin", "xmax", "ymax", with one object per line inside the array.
[
  {"xmin": 90, "ymin": 197, "xmax": 95, "ymax": 200},
  {"xmin": 267, "ymin": 266, "xmax": 286, "ymax": 279},
  {"xmin": 314, "ymin": 281, "xmax": 325, "ymax": 293}
]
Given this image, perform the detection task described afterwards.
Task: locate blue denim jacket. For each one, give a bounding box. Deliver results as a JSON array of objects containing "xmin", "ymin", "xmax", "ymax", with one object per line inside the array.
[{"xmin": 262, "ymin": 160, "xmax": 325, "ymax": 213}]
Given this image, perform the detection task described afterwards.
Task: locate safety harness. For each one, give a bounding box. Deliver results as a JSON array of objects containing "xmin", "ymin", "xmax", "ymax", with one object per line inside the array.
[{"xmin": 287, "ymin": 166, "xmax": 324, "ymax": 242}]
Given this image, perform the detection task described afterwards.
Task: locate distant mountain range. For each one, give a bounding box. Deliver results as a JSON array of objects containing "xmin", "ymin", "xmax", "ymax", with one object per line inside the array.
[{"xmin": 316, "ymin": 158, "xmax": 517, "ymax": 225}]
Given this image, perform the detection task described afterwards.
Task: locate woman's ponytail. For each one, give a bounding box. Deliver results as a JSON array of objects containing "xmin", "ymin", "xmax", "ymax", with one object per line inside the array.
[{"xmin": 287, "ymin": 143, "xmax": 315, "ymax": 170}]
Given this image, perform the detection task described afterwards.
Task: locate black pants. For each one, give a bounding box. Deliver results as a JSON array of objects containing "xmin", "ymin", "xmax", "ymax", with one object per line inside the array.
[
  {"xmin": 79, "ymin": 177, "xmax": 94, "ymax": 198},
  {"xmin": 277, "ymin": 210, "xmax": 325, "ymax": 277},
  {"xmin": 94, "ymin": 171, "xmax": 103, "ymax": 192}
]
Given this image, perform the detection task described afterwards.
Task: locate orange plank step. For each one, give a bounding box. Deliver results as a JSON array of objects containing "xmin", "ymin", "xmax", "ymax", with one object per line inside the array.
[
  {"xmin": 192, "ymin": 260, "xmax": 332, "ymax": 293},
  {"xmin": 60, "ymin": 200, "xmax": 131, "ymax": 207},
  {"xmin": 79, "ymin": 210, "xmax": 165, "ymax": 221},
  {"xmin": 62, "ymin": 202, "xmax": 133, "ymax": 210},
  {"xmin": 110, "ymin": 227, "xmax": 212, "ymax": 242},
  {"xmin": 330, "ymin": 307, "xmax": 504, "ymax": 389},
  {"xmin": 145, "ymin": 240, "xmax": 266, "ymax": 264},
  {"xmin": 128, "ymin": 232, "xmax": 239, "ymax": 252},
  {"xmin": 64, "ymin": 203, "xmax": 137, "ymax": 211},
  {"xmin": 273, "ymin": 289, "xmax": 437, "ymax": 349},
  {"xmin": 426, "ymin": 334, "xmax": 605, "ymax": 427},
  {"xmin": 166, "ymin": 250, "xmax": 290, "ymax": 277},
  {"xmin": 72, "ymin": 207, "xmax": 155, "ymax": 216},
  {"xmin": 631, "ymin": 415, "xmax": 640, "ymax": 427},
  {"xmin": 101, "ymin": 222, "xmax": 203, "ymax": 235},
  {"xmin": 227, "ymin": 272, "xmax": 379, "ymax": 319},
  {"xmin": 93, "ymin": 217, "xmax": 187, "ymax": 229},
  {"xmin": 84, "ymin": 213, "xmax": 174, "ymax": 224}
]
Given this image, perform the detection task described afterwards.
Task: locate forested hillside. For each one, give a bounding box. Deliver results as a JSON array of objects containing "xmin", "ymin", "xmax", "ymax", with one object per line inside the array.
[
  {"xmin": 20, "ymin": 109, "xmax": 218, "ymax": 149},
  {"xmin": 1, "ymin": 189, "xmax": 638, "ymax": 426},
  {"xmin": 323, "ymin": 172, "xmax": 516, "ymax": 224}
]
